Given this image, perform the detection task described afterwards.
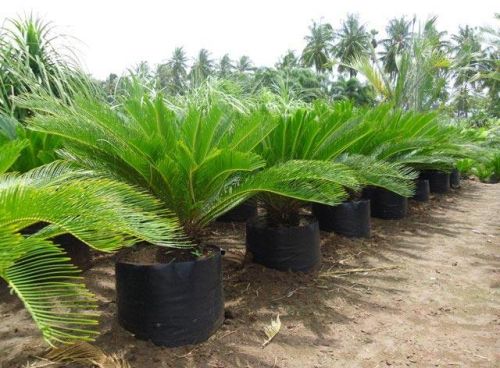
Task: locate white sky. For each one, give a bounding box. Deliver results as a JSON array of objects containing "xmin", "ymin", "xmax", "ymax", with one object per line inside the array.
[{"xmin": 1, "ymin": 0, "xmax": 498, "ymax": 79}]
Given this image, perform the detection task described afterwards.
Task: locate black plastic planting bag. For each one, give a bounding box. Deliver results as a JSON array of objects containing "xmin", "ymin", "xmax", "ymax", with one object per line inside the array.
[
  {"xmin": 412, "ymin": 179, "xmax": 430, "ymax": 202},
  {"xmin": 217, "ymin": 201, "xmax": 257, "ymax": 222},
  {"xmin": 450, "ymin": 169, "xmax": 460, "ymax": 188},
  {"xmin": 367, "ymin": 187, "xmax": 408, "ymax": 219},
  {"xmin": 312, "ymin": 200, "xmax": 371, "ymax": 238},
  {"xmin": 246, "ymin": 215, "xmax": 320, "ymax": 272},
  {"xmin": 115, "ymin": 247, "xmax": 224, "ymax": 347},
  {"xmin": 420, "ymin": 170, "xmax": 450, "ymax": 193}
]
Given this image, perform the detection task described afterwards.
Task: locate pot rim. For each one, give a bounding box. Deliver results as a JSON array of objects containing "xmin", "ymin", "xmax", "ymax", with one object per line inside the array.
[{"xmin": 116, "ymin": 244, "xmax": 222, "ymax": 267}]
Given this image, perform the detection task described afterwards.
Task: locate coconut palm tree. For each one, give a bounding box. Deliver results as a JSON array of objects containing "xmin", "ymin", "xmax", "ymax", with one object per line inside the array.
[
  {"xmin": 236, "ymin": 55, "xmax": 255, "ymax": 73},
  {"xmin": 218, "ymin": 54, "xmax": 234, "ymax": 78},
  {"xmin": 350, "ymin": 20, "xmax": 451, "ymax": 111},
  {"xmin": 167, "ymin": 47, "xmax": 188, "ymax": 94},
  {"xmin": 301, "ymin": 21, "xmax": 334, "ymax": 73},
  {"xmin": 451, "ymin": 26, "xmax": 484, "ymax": 118},
  {"xmin": 189, "ymin": 49, "xmax": 214, "ymax": 87},
  {"xmin": 333, "ymin": 14, "xmax": 372, "ymax": 77},
  {"xmin": 276, "ymin": 50, "xmax": 299, "ymax": 69},
  {"xmin": 380, "ymin": 16, "xmax": 414, "ymax": 78}
]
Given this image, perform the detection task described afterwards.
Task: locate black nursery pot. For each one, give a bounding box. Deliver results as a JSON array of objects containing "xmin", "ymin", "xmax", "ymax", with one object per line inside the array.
[
  {"xmin": 246, "ymin": 215, "xmax": 320, "ymax": 272},
  {"xmin": 450, "ymin": 168, "xmax": 460, "ymax": 188},
  {"xmin": 366, "ymin": 187, "xmax": 408, "ymax": 219},
  {"xmin": 217, "ymin": 201, "xmax": 257, "ymax": 222},
  {"xmin": 312, "ymin": 200, "xmax": 371, "ymax": 238},
  {"xmin": 420, "ymin": 170, "xmax": 450, "ymax": 193},
  {"xmin": 115, "ymin": 246, "xmax": 224, "ymax": 347},
  {"xmin": 412, "ymin": 179, "xmax": 430, "ymax": 202},
  {"xmin": 21, "ymin": 223, "xmax": 92, "ymax": 270}
]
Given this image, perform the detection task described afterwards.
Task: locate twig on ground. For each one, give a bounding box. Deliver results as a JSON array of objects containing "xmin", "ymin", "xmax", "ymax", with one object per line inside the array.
[{"xmin": 320, "ymin": 265, "xmax": 399, "ymax": 277}]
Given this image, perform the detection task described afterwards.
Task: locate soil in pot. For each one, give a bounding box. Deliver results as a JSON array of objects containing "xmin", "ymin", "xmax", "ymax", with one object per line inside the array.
[
  {"xmin": 20, "ymin": 222, "xmax": 92, "ymax": 271},
  {"xmin": 412, "ymin": 179, "xmax": 430, "ymax": 202},
  {"xmin": 420, "ymin": 170, "xmax": 450, "ymax": 193},
  {"xmin": 312, "ymin": 199, "xmax": 370, "ymax": 238},
  {"xmin": 115, "ymin": 245, "xmax": 224, "ymax": 347},
  {"xmin": 450, "ymin": 169, "xmax": 461, "ymax": 189},
  {"xmin": 245, "ymin": 215, "xmax": 320, "ymax": 272},
  {"xmin": 366, "ymin": 187, "xmax": 408, "ymax": 219},
  {"xmin": 217, "ymin": 201, "xmax": 257, "ymax": 222}
]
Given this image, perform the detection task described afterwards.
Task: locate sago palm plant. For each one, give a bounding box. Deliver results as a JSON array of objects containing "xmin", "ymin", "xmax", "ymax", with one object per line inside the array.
[
  {"xmin": 20, "ymin": 90, "xmax": 357, "ymax": 243},
  {"xmin": 255, "ymin": 100, "xmax": 418, "ymax": 214},
  {"xmin": 0, "ymin": 158, "xmax": 185, "ymax": 345},
  {"xmin": 346, "ymin": 104, "xmax": 473, "ymax": 172}
]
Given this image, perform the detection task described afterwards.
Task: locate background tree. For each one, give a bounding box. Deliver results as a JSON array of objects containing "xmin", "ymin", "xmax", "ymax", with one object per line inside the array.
[
  {"xmin": 301, "ymin": 21, "xmax": 334, "ymax": 73},
  {"xmin": 380, "ymin": 16, "xmax": 414, "ymax": 78},
  {"xmin": 166, "ymin": 47, "xmax": 188, "ymax": 95},
  {"xmin": 333, "ymin": 14, "xmax": 372, "ymax": 77},
  {"xmin": 451, "ymin": 25, "xmax": 484, "ymax": 117},
  {"xmin": 189, "ymin": 48, "xmax": 214, "ymax": 87},
  {"xmin": 236, "ymin": 55, "xmax": 255, "ymax": 73},
  {"xmin": 218, "ymin": 54, "xmax": 234, "ymax": 78},
  {"xmin": 276, "ymin": 50, "xmax": 299, "ymax": 69},
  {"xmin": 330, "ymin": 77, "xmax": 375, "ymax": 105}
]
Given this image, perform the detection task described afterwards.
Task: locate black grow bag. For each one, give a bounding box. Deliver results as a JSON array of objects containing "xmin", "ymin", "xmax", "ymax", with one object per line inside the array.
[
  {"xmin": 20, "ymin": 222, "xmax": 92, "ymax": 270},
  {"xmin": 412, "ymin": 179, "xmax": 430, "ymax": 202},
  {"xmin": 246, "ymin": 215, "xmax": 320, "ymax": 272},
  {"xmin": 115, "ymin": 246, "xmax": 224, "ymax": 347},
  {"xmin": 312, "ymin": 200, "xmax": 371, "ymax": 238},
  {"xmin": 420, "ymin": 170, "xmax": 450, "ymax": 193},
  {"xmin": 217, "ymin": 201, "xmax": 257, "ymax": 222},
  {"xmin": 450, "ymin": 169, "xmax": 460, "ymax": 188},
  {"xmin": 366, "ymin": 187, "xmax": 408, "ymax": 219}
]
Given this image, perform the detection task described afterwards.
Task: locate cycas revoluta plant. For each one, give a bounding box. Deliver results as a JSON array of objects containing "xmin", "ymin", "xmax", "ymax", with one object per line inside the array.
[
  {"xmin": 346, "ymin": 104, "xmax": 471, "ymax": 172},
  {"xmin": 21, "ymin": 89, "xmax": 358, "ymax": 243},
  {"xmin": 256, "ymin": 101, "xmax": 417, "ymax": 214},
  {"xmin": 0, "ymin": 159, "xmax": 185, "ymax": 345}
]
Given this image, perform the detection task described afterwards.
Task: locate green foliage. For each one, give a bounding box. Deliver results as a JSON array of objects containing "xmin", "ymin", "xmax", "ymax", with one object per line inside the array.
[
  {"xmin": 0, "ymin": 15, "xmax": 94, "ymax": 120},
  {"xmin": 333, "ymin": 14, "xmax": 372, "ymax": 77},
  {"xmin": 0, "ymin": 162, "xmax": 186, "ymax": 345},
  {"xmin": 456, "ymin": 158, "xmax": 475, "ymax": 176},
  {"xmin": 255, "ymin": 101, "xmax": 417, "ymax": 206},
  {"xmin": 0, "ymin": 113, "xmax": 61, "ymax": 172},
  {"xmin": 346, "ymin": 105, "xmax": 471, "ymax": 171},
  {"xmin": 301, "ymin": 21, "xmax": 334, "ymax": 73},
  {"xmin": 22, "ymin": 90, "xmax": 367, "ymax": 238}
]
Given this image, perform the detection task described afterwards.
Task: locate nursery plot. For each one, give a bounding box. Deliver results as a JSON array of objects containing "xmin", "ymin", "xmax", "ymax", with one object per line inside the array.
[{"xmin": 0, "ymin": 180, "xmax": 498, "ymax": 367}]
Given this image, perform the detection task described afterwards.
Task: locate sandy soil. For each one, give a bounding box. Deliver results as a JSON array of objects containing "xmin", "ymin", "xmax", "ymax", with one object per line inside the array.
[{"xmin": 1, "ymin": 180, "xmax": 499, "ymax": 368}]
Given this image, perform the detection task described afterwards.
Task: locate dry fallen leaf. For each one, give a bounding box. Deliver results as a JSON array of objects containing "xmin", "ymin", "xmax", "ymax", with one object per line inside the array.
[
  {"xmin": 262, "ymin": 314, "xmax": 281, "ymax": 348},
  {"xmin": 44, "ymin": 342, "xmax": 131, "ymax": 368}
]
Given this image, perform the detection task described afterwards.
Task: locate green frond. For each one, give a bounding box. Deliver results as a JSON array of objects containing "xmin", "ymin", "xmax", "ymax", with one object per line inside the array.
[
  {"xmin": 339, "ymin": 154, "xmax": 417, "ymax": 197},
  {"xmin": 1, "ymin": 230, "xmax": 98, "ymax": 345},
  {"xmin": 0, "ymin": 139, "xmax": 28, "ymax": 173},
  {"xmin": 200, "ymin": 160, "xmax": 360, "ymax": 225}
]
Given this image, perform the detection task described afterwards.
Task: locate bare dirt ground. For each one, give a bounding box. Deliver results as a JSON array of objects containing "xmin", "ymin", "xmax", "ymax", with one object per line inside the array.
[{"xmin": 1, "ymin": 180, "xmax": 499, "ymax": 368}]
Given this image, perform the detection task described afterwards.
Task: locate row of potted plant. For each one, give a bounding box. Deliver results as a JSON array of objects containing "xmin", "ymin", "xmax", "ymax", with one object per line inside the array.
[
  {"xmin": 9, "ymin": 88, "xmax": 467, "ymax": 346},
  {"xmin": 2, "ymin": 88, "xmax": 474, "ymax": 348}
]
